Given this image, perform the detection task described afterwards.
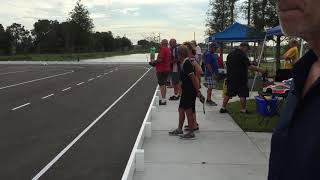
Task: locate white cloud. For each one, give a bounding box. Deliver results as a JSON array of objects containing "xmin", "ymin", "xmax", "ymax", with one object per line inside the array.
[{"xmin": 0, "ymin": 0, "xmax": 215, "ymax": 43}]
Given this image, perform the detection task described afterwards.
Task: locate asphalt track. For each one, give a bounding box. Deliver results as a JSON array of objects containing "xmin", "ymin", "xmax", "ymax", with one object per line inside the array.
[{"xmin": 0, "ymin": 64, "xmax": 157, "ymax": 180}]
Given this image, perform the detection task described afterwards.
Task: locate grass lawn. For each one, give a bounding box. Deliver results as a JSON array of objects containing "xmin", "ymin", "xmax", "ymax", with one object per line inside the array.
[
  {"xmin": 228, "ymin": 99, "xmax": 281, "ymax": 132},
  {"xmin": 0, "ymin": 49, "xmax": 148, "ymax": 61}
]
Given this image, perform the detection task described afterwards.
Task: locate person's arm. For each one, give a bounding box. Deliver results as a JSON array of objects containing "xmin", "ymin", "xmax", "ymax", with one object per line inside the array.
[
  {"xmin": 248, "ymin": 65, "xmax": 265, "ymax": 73},
  {"xmin": 184, "ymin": 61, "xmax": 201, "ymax": 96},
  {"xmin": 149, "ymin": 49, "xmax": 164, "ymax": 66},
  {"xmin": 284, "ymin": 48, "xmax": 295, "ymax": 61},
  {"xmin": 189, "ymin": 74, "xmax": 201, "ymax": 96}
]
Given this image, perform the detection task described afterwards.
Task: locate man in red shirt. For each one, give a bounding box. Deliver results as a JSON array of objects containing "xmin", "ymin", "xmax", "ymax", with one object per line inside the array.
[{"xmin": 149, "ymin": 39, "xmax": 171, "ymax": 105}]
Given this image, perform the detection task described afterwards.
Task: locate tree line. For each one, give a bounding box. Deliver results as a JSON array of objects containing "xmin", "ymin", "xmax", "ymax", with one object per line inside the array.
[
  {"xmin": 0, "ymin": 0, "xmax": 132, "ymax": 56},
  {"xmin": 206, "ymin": 0, "xmax": 279, "ymax": 34}
]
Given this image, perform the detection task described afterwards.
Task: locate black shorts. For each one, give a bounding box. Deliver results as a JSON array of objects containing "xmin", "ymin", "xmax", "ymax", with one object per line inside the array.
[
  {"xmin": 156, "ymin": 71, "xmax": 170, "ymax": 86},
  {"xmin": 179, "ymin": 92, "xmax": 196, "ymax": 113},
  {"xmin": 226, "ymin": 84, "xmax": 249, "ymax": 97},
  {"xmin": 171, "ymin": 72, "xmax": 180, "ymax": 85}
]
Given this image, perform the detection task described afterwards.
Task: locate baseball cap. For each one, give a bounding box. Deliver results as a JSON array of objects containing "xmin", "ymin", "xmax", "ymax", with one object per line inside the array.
[{"xmin": 240, "ymin": 42, "xmax": 251, "ymax": 50}]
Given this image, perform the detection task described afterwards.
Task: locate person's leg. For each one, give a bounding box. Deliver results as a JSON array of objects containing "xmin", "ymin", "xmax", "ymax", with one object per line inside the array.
[
  {"xmin": 185, "ymin": 108, "xmax": 195, "ymax": 131},
  {"xmin": 170, "ymin": 72, "xmax": 181, "ymax": 100},
  {"xmin": 178, "ymin": 108, "xmax": 185, "ymax": 129},
  {"xmin": 220, "ymin": 83, "xmax": 234, "ymax": 113},
  {"xmin": 207, "ymin": 88, "xmax": 212, "ymax": 101},
  {"xmin": 240, "ymin": 97, "xmax": 247, "ymax": 111},
  {"xmin": 169, "ymin": 103, "xmax": 185, "ymax": 136},
  {"xmin": 222, "ymin": 96, "xmax": 231, "ymax": 109},
  {"xmin": 206, "ymin": 76, "xmax": 217, "ymax": 105},
  {"xmin": 239, "ymin": 86, "xmax": 250, "ymax": 113},
  {"xmin": 160, "ymin": 85, "xmax": 166, "ymax": 99},
  {"xmin": 159, "ymin": 72, "xmax": 169, "ymax": 103},
  {"xmin": 174, "ymin": 84, "xmax": 181, "ymax": 96}
]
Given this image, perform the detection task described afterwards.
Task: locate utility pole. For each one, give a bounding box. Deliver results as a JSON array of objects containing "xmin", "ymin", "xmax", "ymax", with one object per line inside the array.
[{"xmin": 248, "ymin": 0, "xmax": 251, "ymax": 26}]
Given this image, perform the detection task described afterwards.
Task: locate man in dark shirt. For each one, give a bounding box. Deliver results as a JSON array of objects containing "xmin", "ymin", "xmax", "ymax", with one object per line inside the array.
[
  {"xmin": 268, "ymin": 0, "xmax": 320, "ymax": 179},
  {"xmin": 220, "ymin": 43, "xmax": 263, "ymax": 114}
]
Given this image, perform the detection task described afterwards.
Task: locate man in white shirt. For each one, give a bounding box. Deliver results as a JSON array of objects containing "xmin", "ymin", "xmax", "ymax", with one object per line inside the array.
[{"xmin": 192, "ymin": 40, "xmax": 202, "ymax": 65}]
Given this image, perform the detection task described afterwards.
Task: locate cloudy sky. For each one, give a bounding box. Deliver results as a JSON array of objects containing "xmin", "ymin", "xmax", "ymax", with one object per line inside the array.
[{"xmin": 0, "ymin": 0, "xmax": 246, "ymax": 44}]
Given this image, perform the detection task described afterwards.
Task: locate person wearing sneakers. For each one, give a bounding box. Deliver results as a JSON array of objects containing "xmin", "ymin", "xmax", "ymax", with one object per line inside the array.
[
  {"xmin": 183, "ymin": 41, "xmax": 203, "ymax": 131},
  {"xmin": 204, "ymin": 43, "xmax": 219, "ymax": 106},
  {"xmin": 220, "ymin": 43, "xmax": 264, "ymax": 114},
  {"xmin": 169, "ymin": 39, "xmax": 181, "ymax": 101},
  {"xmin": 169, "ymin": 44, "xmax": 202, "ymax": 140},
  {"xmin": 149, "ymin": 39, "xmax": 171, "ymax": 105}
]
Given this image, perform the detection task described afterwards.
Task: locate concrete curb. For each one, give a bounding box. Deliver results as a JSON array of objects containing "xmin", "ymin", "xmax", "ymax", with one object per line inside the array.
[{"xmin": 121, "ymin": 85, "xmax": 159, "ymax": 180}]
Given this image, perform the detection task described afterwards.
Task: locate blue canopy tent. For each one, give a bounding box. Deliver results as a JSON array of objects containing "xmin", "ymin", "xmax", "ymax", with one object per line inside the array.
[
  {"xmin": 266, "ymin": 25, "xmax": 283, "ymax": 37},
  {"xmin": 209, "ymin": 22, "xmax": 265, "ymax": 42}
]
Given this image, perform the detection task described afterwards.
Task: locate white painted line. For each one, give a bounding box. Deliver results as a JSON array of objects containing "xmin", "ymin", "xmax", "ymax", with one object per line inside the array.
[
  {"xmin": 32, "ymin": 68, "xmax": 152, "ymax": 180},
  {"xmin": 62, "ymin": 87, "xmax": 71, "ymax": 92},
  {"xmin": 88, "ymin": 78, "xmax": 94, "ymax": 82},
  {"xmin": 42, "ymin": 94, "xmax": 54, "ymax": 100},
  {"xmin": 0, "ymin": 71, "xmax": 74, "ymax": 90},
  {"xmin": 0, "ymin": 70, "xmax": 28, "ymax": 76},
  {"xmin": 97, "ymin": 75, "xmax": 101, "ymax": 78},
  {"xmin": 12, "ymin": 103, "xmax": 31, "ymax": 111},
  {"xmin": 77, "ymin": 82, "xmax": 85, "ymax": 86}
]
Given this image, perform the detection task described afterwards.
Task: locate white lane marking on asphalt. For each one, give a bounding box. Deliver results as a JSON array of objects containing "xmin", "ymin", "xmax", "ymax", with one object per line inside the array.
[
  {"xmin": 77, "ymin": 82, "xmax": 85, "ymax": 86},
  {"xmin": 97, "ymin": 75, "xmax": 101, "ymax": 78},
  {"xmin": 42, "ymin": 94, "xmax": 54, "ymax": 100},
  {"xmin": 62, "ymin": 87, "xmax": 72, "ymax": 92},
  {"xmin": 32, "ymin": 68, "xmax": 152, "ymax": 180},
  {"xmin": 12, "ymin": 103, "xmax": 31, "ymax": 111},
  {"xmin": 0, "ymin": 71, "xmax": 74, "ymax": 91},
  {"xmin": 0, "ymin": 70, "xmax": 28, "ymax": 76},
  {"xmin": 88, "ymin": 78, "xmax": 94, "ymax": 82}
]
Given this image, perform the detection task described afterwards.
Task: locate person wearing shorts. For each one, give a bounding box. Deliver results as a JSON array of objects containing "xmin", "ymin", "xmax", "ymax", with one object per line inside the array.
[
  {"xmin": 169, "ymin": 44, "xmax": 201, "ymax": 140},
  {"xmin": 204, "ymin": 43, "xmax": 219, "ymax": 106},
  {"xmin": 169, "ymin": 39, "xmax": 181, "ymax": 101},
  {"xmin": 220, "ymin": 43, "xmax": 264, "ymax": 114},
  {"xmin": 149, "ymin": 39, "xmax": 171, "ymax": 105}
]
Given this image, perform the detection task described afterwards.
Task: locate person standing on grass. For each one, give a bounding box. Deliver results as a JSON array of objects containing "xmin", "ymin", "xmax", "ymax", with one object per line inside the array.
[
  {"xmin": 149, "ymin": 39, "xmax": 171, "ymax": 105},
  {"xmin": 219, "ymin": 43, "xmax": 264, "ymax": 114},
  {"xmin": 268, "ymin": 0, "xmax": 320, "ymax": 179},
  {"xmin": 169, "ymin": 39, "xmax": 181, "ymax": 101},
  {"xmin": 204, "ymin": 43, "xmax": 219, "ymax": 106},
  {"xmin": 283, "ymin": 39, "xmax": 299, "ymax": 69},
  {"xmin": 169, "ymin": 44, "xmax": 202, "ymax": 140}
]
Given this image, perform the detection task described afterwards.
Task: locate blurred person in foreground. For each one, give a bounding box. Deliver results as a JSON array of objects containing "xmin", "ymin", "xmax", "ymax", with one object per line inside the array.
[
  {"xmin": 168, "ymin": 44, "xmax": 202, "ymax": 140},
  {"xmin": 149, "ymin": 39, "xmax": 171, "ymax": 105},
  {"xmin": 219, "ymin": 43, "xmax": 264, "ymax": 114},
  {"xmin": 268, "ymin": 0, "xmax": 320, "ymax": 179},
  {"xmin": 169, "ymin": 39, "xmax": 181, "ymax": 101}
]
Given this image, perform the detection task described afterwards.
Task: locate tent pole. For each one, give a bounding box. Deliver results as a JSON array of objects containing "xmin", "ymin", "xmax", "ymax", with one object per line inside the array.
[
  {"xmin": 250, "ymin": 35, "xmax": 267, "ymax": 94},
  {"xmin": 300, "ymin": 39, "xmax": 304, "ymax": 58}
]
